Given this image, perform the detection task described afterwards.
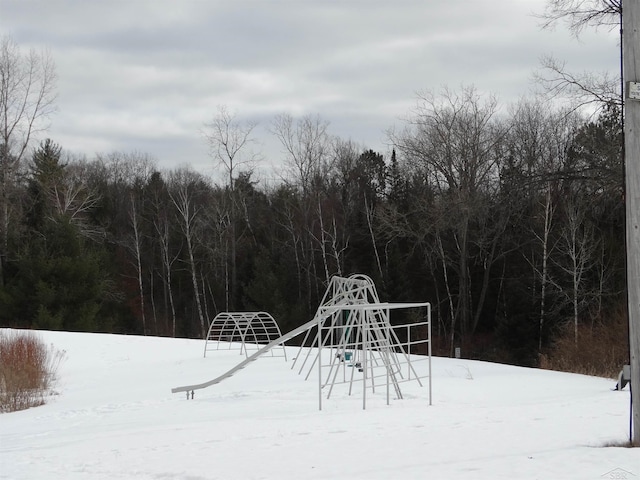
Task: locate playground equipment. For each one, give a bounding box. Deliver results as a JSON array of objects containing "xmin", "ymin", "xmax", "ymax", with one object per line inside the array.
[
  {"xmin": 204, "ymin": 311, "xmax": 286, "ymax": 360},
  {"xmin": 292, "ymin": 274, "xmax": 431, "ymax": 410},
  {"xmin": 172, "ymin": 274, "xmax": 432, "ymax": 410}
]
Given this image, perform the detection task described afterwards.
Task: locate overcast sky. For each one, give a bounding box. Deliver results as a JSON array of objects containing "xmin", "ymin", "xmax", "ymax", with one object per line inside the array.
[{"xmin": 1, "ymin": 0, "xmax": 620, "ymax": 183}]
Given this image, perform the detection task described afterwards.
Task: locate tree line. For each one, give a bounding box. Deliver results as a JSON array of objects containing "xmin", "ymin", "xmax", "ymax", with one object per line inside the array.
[{"xmin": 0, "ymin": 34, "xmax": 626, "ymax": 367}]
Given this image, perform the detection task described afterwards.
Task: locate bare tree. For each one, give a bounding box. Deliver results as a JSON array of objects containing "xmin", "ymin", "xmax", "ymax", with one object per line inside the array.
[
  {"xmin": 391, "ymin": 86, "xmax": 507, "ymax": 339},
  {"xmin": 271, "ymin": 113, "xmax": 335, "ymax": 306},
  {"xmin": 96, "ymin": 151, "xmax": 156, "ymax": 334},
  {"xmin": 377, "ymin": 184, "xmax": 457, "ymax": 353},
  {"xmin": 271, "ymin": 113, "xmax": 331, "ymax": 193},
  {"xmin": 537, "ymin": 0, "xmax": 621, "ymax": 35},
  {"xmin": 126, "ymin": 192, "xmax": 147, "ymax": 334},
  {"xmin": 536, "ymin": 187, "xmax": 557, "ymax": 352},
  {"xmin": 154, "ymin": 206, "xmax": 179, "ymax": 336},
  {"xmin": 203, "ymin": 105, "xmax": 258, "ymax": 190},
  {"xmin": 274, "ymin": 191, "xmax": 305, "ymax": 302},
  {"xmin": 535, "ymin": 1, "xmax": 622, "ymax": 113},
  {"xmin": 0, "ymin": 35, "xmax": 56, "ymax": 286},
  {"xmin": 168, "ymin": 168, "xmax": 207, "ymax": 338},
  {"xmin": 203, "ymin": 106, "xmax": 258, "ymax": 310},
  {"xmin": 50, "ymin": 162, "xmax": 102, "ymax": 239},
  {"xmin": 308, "ymin": 196, "xmax": 348, "ymax": 284},
  {"xmin": 534, "ymin": 55, "xmax": 621, "ymax": 112},
  {"xmin": 148, "ymin": 173, "xmax": 180, "ymax": 337},
  {"xmin": 507, "ymin": 99, "xmax": 582, "ymax": 351},
  {"xmin": 333, "ymin": 141, "xmax": 386, "ymax": 282},
  {"xmin": 0, "ymin": 36, "xmax": 56, "ymax": 161},
  {"xmin": 553, "ymin": 193, "xmax": 599, "ymax": 345},
  {"xmin": 202, "ymin": 195, "xmax": 232, "ymax": 311},
  {"xmin": 98, "ymin": 151, "xmax": 155, "ymax": 187}
]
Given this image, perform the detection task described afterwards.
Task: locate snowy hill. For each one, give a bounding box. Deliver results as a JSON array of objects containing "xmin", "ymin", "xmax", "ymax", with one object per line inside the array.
[{"xmin": 0, "ymin": 329, "xmax": 636, "ymax": 480}]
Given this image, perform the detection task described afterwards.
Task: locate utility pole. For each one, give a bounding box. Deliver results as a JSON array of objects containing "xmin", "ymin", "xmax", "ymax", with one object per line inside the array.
[{"xmin": 623, "ymin": 0, "xmax": 640, "ymax": 446}]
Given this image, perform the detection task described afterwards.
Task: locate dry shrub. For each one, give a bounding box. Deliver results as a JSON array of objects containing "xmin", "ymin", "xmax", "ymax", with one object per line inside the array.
[
  {"xmin": 0, "ymin": 330, "xmax": 65, "ymax": 413},
  {"xmin": 539, "ymin": 307, "xmax": 629, "ymax": 379}
]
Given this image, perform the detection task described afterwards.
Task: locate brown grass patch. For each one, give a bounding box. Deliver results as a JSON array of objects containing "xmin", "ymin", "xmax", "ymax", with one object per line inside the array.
[
  {"xmin": 539, "ymin": 308, "xmax": 629, "ymax": 379},
  {"xmin": 0, "ymin": 330, "xmax": 65, "ymax": 413}
]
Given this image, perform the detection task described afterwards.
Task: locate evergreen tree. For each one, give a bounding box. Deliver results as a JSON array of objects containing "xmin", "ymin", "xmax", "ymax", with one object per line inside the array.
[
  {"xmin": 0, "ymin": 140, "xmax": 123, "ymax": 332},
  {"xmin": 25, "ymin": 139, "xmax": 65, "ymax": 230}
]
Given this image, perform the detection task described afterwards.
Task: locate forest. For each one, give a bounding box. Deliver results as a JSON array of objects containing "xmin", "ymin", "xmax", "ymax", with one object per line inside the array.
[{"xmin": 0, "ymin": 31, "xmax": 628, "ymax": 373}]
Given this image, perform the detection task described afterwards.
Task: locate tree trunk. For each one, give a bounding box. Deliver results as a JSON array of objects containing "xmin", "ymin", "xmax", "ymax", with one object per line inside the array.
[
  {"xmin": 186, "ymin": 231, "xmax": 205, "ymax": 338},
  {"xmin": 456, "ymin": 216, "xmax": 471, "ymax": 337},
  {"xmin": 156, "ymin": 218, "xmax": 177, "ymax": 337},
  {"xmin": 436, "ymin": 231, "xmax": 456, "ymax": 356},
  {"xmin": 365, "ymin": 196, "xmax": 384, "ymax": 282},
  {"xmin": 129, "ymin": 195, "xmax": 147, "ymax": 335},
  {"xmin": 471, "ymin": 234, "xmax": 498, "ymax": 334},
  {"xmin": 539, "ymin": 188, "xmax": 553, "ymax": 353},
  {"xmin": 149, "ymin": 270, "xmax": 157, "ymax": 335},
  {"xmin": 316, "ymin": 199, "xmax": 330, "ymax": 285}
]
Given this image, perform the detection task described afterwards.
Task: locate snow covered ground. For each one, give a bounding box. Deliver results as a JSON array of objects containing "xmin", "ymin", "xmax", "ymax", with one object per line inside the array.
[{"xmin": 0, "ymin": 328, "xmax": 637, "ymax": 480}]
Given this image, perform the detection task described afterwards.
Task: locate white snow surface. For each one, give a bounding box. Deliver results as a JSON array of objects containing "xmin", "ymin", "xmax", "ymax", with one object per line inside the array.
[{"xmin": 0, "ymin": 328, "xmax": 637, "ymax": 480}]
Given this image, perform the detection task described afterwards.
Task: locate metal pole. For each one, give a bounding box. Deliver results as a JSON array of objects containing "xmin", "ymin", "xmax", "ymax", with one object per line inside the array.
[
  {"xmin": 407, "ymin": 324, "xmax": 412, "ymax": 380},
  {"xmin": 318, "ymin": 315, "xmax": 322, "ymax": 411},
  {"xmin": 363, "ymin": 310, "xmax": 367, "ymax": 410},
  {"xmin": 428, "ymin": 303, "xmax": 432, "ymax": 406},
  {"xmin": 386, "ymin": 308, "xmax": 390, "ymax": 406}
]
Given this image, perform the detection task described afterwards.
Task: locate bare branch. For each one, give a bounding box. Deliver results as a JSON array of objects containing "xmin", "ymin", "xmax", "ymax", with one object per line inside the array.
[
  {"xmin": 0, "ymin": 36, "xmax": 57, "ymax": 162},
  {"xmin": 533, "ymin": 55, "xmax": 620, "ymax": 115},
  {"xmin": 536, "ymin": 0, "xmax": 621, "ymax": 36},
  {"xmin": 270, "ymin": 113, "xmax": 331, "ymax": 193},
  {"xmin": 203, "ymin": 105, "xmax": 259, "ymax": 187}
]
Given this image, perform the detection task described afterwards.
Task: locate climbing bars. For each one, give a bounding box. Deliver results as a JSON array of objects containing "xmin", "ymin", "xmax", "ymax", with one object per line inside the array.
[{"xmin": 204, "ymin": 311, "xmax": 287, "ymax": 360}]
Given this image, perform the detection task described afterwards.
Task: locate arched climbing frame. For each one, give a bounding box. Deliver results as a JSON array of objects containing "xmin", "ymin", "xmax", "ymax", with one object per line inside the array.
[{"xmin": 204, "ymin": 311, "xmax": 286, "ymax": 360}]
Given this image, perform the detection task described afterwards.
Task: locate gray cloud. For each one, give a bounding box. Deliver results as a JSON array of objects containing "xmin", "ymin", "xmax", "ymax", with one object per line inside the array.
[{"xmin": 0, "ymin": 0, "xmax": 620, "ymax": 177}]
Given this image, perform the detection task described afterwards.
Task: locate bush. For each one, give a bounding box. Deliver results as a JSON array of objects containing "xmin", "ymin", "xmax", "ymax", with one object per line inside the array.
[
  {"xmin": 539, "ymin": 307, "xmax": 629, "ymax": 378},
  {"xmin": 0, "ymin": 330, "xmax": 65, "ymax": 413}
]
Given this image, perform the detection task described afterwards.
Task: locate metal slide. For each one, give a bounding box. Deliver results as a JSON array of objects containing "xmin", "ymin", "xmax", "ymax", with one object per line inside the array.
[{"xmin": 171, "ymin": 317, "xmax": 319, "ymax": 395}]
